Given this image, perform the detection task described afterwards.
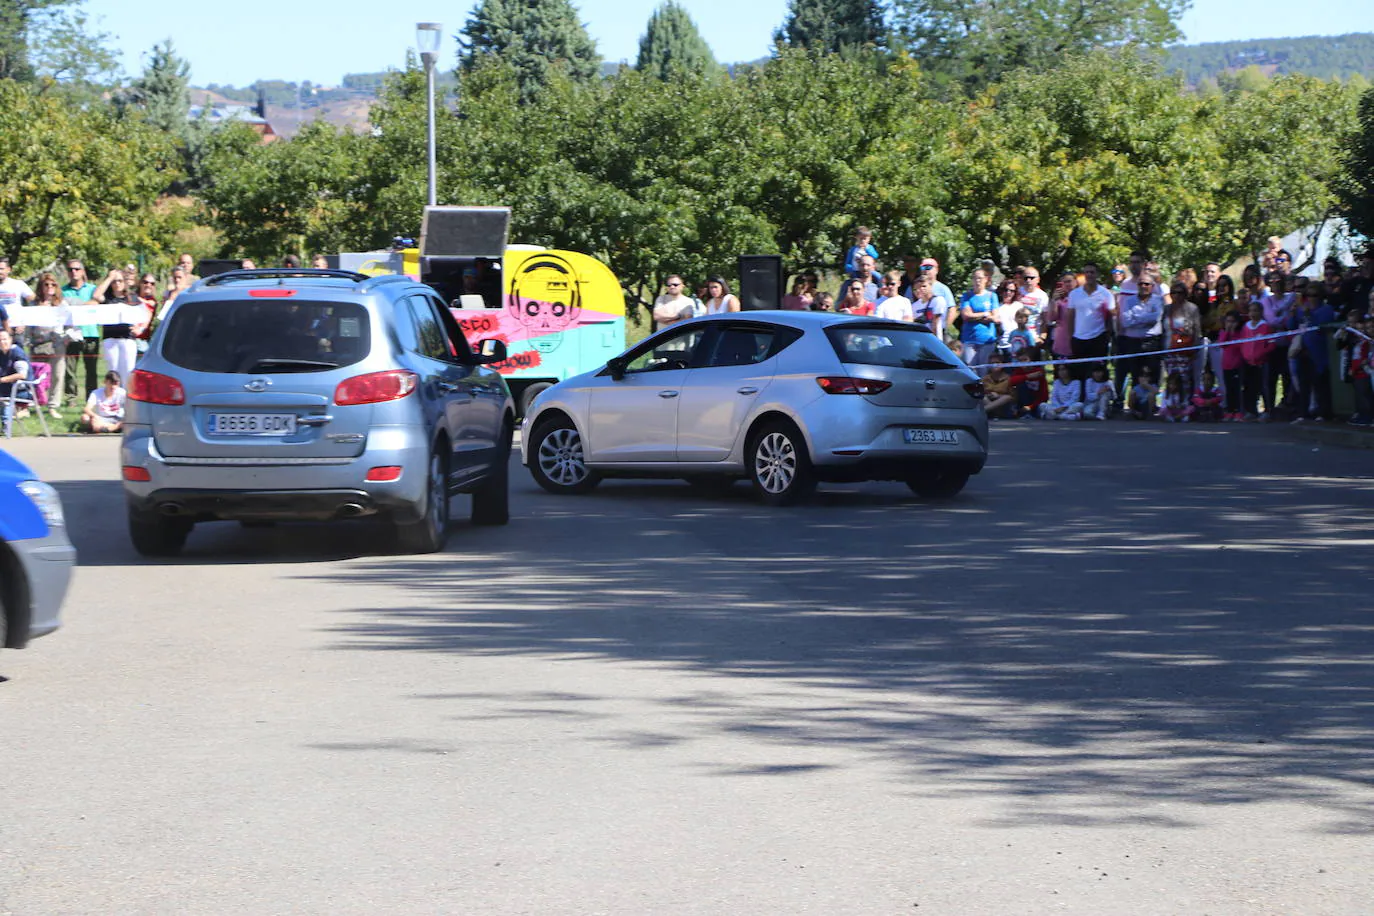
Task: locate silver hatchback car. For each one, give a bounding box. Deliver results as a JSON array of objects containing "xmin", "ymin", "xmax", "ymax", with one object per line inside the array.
[
  {"xmin": 122, "ymin": 269, "xmax": 515, "ymax": 555},
  {"xmin": 521, "ymin": 312, "xmax": 989, "ymax": 504}
]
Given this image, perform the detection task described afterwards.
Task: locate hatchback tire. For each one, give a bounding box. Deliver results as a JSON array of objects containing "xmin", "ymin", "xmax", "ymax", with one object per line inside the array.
[
  {"xmin": 129, "ymin": 509, "xmax": 192, "ymax": 557},
  {"xmin": 907, "ymin": 467, "xmax": 971, "ymax": 499},
  {"xmin": 393, "ymin": 449, "xmax": 449, "ymax": 553},
  {"xmin": 529, "ymin": 417, "xmax": 600, "ymax": 495},
  {"xmin": 747, "ymin": 420, "xmax": 815, "ymax": 506},
  {"xmin": 471, "ymin": 423, "xmax": 512, "ymax": 526}
]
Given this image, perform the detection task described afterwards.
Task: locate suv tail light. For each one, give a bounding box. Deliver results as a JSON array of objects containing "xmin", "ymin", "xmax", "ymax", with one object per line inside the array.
[
  {"xmin": 816, "ymin": 376, "xmax": 892, "ymax": 395},
  {"xmin": 334, "ymin": 370, "xmax": 418, "ymax": 406},
  {"xmin": 963, "ymin": 381, "xmax": 985, "ymax": 399},
  {"xmin": 129, "ymin": 369, "xmax": 186, "ymax": 405}
]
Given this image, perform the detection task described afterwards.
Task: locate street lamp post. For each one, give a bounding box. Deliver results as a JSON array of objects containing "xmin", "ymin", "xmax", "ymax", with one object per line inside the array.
[{"xmin": 416, "ymin": 22, "xmax": 442, "ymax": 208}]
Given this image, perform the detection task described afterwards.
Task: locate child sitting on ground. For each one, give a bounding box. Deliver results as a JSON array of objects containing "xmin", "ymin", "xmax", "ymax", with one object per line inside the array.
[
  {"xmin": 1127, "ymin": 365, "xmax": 1159, "ymax": 420},
  {"xmin": 981, "ymin": 354, "xmax": 1016, "ymax": 419},
  {"xmin": 1082, "ymin": 363, "xmax": 1113, "ymax": 420},
  {"xmin": 1009, "ymin": 345, "xmax": 1048, "ymax": 418},
  {"xmin": 1158, "ymin": 372, "xmax": 1195, "ymax": 423},
  {"xmin": 1038, "ymin": 364, "xmax": 1083, "ymax": 420},
  {"xmin": 1191, "ymin": 368, "xmax": 1224, "ymax": 422}
]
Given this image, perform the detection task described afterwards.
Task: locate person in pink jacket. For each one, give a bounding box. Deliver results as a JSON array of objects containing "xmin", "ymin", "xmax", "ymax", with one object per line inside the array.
[
  {"xmin": 1239, "ymin": 301, "xmax": 1275, "ymax": 421},
  {"xmin": 1216, "ymin": 311, "xmax": 1246, "ymax": 420}
]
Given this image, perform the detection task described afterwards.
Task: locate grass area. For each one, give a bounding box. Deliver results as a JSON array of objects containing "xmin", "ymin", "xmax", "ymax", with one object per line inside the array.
[{"xmin": 4, "ymin": 356, "xmax": 115, "ymax": 439}]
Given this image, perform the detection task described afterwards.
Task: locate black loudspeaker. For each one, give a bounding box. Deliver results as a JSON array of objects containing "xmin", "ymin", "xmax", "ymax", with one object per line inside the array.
[
  {"xmin": 197, "ymin": 259, "xmax": 244, "ymax": 278},
  {"xmin": 738, "ymin": 254, "xmax": 783, "ymax": 311}
]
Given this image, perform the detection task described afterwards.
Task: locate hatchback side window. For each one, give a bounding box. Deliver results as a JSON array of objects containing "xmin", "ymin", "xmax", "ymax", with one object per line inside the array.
[
  {"xmin": 704, "ymin": 327, "xmax": 775, "ymax": 368},
  {"xmin": 624, "ymin": 326, "xmax": 708, "ymax": 374}
]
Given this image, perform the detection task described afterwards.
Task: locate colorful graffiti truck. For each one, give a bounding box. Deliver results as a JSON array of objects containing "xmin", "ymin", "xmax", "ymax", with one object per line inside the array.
[{"xmin": 338, "ymin": 206, "xmax": 626, "ymax": 416}]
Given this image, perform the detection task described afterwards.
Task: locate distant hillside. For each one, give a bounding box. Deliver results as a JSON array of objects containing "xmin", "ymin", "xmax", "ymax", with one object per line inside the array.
[
  {"xmin": 194, "ymin": 33, "xmax": 1374, "ymax": 136},
  {"xmin": 1163, "ymin": 32, "xmax": 1374, "ymax": 85}
]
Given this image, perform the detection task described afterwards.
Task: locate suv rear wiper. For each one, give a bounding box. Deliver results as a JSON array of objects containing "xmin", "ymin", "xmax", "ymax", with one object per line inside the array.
[{"xmin": 244, "ymin": 357, "xmax": 341, "ymax": 372}]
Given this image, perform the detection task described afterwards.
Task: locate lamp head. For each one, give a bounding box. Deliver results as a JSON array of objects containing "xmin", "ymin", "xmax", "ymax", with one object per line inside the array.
[{"xmin": 416, "ymin": 22, "xmax": 442, "ymax": 67}]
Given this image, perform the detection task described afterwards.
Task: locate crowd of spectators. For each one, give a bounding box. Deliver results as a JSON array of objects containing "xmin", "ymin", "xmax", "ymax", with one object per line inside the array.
[
  {"xmin": 652, "ymin": 227, "xmax": 1374, "ymax": 427},
  {"xmin": 0, "ymin": 253, "xmax": 328, "ymax": 436}
]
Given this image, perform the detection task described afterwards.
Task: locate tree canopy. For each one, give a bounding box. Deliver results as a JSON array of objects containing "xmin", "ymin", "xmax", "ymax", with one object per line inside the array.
[
  {"xmin": 773, "ymin": 0, "xmax": 886, "ymax": 55},
  {"xmin": 635, "ymin": 2, "xmax": 717, "ymax": 80},
  {"xmin": 459, "ymin": 0, "xmax": 602, "ymax": 103}
]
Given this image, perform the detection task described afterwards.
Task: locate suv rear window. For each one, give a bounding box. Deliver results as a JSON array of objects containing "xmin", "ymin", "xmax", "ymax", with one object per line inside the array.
[
  {"xmin": 161, "ymin": 300, "xmax": 371, "ymax": 374},
  {"xmin": 825, "ymin": 324, "xmax": 962, "ymax": 370}
]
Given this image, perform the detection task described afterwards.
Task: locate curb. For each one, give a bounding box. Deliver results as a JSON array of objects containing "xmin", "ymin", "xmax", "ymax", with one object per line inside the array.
[{"xmin": 1280, "ymin": 423, "xmax": 1374, "ymax": 451}]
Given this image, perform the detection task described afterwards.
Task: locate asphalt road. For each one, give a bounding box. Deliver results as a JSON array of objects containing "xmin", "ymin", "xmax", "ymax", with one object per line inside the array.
[{"xmin": 2, "ymin": 424, "xmax": 1373, "ymax": 915}]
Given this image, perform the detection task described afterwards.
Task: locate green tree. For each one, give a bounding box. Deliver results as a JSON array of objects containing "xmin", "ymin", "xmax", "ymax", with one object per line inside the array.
[
  {"xmin": 1212, "ymin": 74, "xmax": 1358, "ymax": 267},
  {"xmin": 459, "ymin": 0, "xmax": 602, "ymax": 103},
  {"xmin": 1339, "ymin": 86, "xmax": 1374, "ymax": 244},
  {"xmin": 773, "ymin": 0, "xmax": 886, "ymax": 54},
  {"xmin": 0, "ymin": 80, "xmax": 182, "ymax": 269},
  {"xmin": 635, "ymin": 2, "xmax": 717, "ymax": 80},
  {"xmin": 0, "ymin": 0, "xmax": 118, "ymax": 89},
  {"xmin": 196, "ymin": 119, "xmax": 376, "ymax": 260},
  {"xmin": 123, "ymin": 40, "xmax": 191, "ymax": 135},
  {"xmin": 893, "ymin": 0, "xmax": 1188, "ymax": 92}
]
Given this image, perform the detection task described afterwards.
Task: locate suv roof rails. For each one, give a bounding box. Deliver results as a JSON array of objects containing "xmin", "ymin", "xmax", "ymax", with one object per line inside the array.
[
  {"xmin": 201, "ymin": 268, "xmax": 370, "ymax": 286},
  {"xmin": 358, "ymin": 274, "xmax": 415, "ymax": 293}
]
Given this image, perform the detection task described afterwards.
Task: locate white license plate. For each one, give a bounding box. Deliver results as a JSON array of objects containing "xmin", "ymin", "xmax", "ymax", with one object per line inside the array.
[
  {"xmin": 904, "ymin": 428, "xmax": 959, "ymax": 445},
  {"xmin": 207, "ymin": 413, "xmax": 298, "ymax": 436}
]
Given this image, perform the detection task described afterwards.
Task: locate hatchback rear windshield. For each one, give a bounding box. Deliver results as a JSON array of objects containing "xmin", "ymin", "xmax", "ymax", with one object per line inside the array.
[
  {"xmin": 161, "ymin": 299, "xmax": 371, "ymax": 374},
  {"xmin": 825, "ymin": 324, "xmax": 963, "ymax": 371}
]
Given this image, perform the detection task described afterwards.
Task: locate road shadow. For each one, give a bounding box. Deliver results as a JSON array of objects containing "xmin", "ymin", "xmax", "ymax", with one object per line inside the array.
[
  {"xmin": 313, "ymin": 424, "xmax": 1374, "ymax": 831},
  {"xmin": 49, "ymin": 478, "xmax": 496, "ymax": 567}
]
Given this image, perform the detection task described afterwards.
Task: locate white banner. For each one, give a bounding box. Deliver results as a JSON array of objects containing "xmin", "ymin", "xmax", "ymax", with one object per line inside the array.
[{"xmin": 12, "ymin": 305, "xmax": 71, "ymax": 328}]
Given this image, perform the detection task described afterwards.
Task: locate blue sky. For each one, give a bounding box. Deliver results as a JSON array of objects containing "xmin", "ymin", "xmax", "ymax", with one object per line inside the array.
[{"xmin": 82, "ymin": 0, "xmax": 1374, "ymax": 88}]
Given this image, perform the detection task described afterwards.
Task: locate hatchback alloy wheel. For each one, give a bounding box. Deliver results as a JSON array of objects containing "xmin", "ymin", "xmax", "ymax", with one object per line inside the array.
[
  {"xmin": 529, "ymin": 418, "xmax": 602, "ymax": 494},
  {"xmin": 747, "ymin": 420, "xmax": 815, "ymax": 506}
]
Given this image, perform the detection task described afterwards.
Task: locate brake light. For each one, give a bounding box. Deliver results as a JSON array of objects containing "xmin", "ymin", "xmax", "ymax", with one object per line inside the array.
[
  {"xmin": 122, "ymin": 466, "xmax": 151, "ymax": 482},
  {"xmin": 963, "ymin": 381, "xmax": 985, "ymax": 399},
  {"xmin": 129, "ymin": 369, "xmax": 185, "ymax": 405},
  {"xmin": 334, "ymin": 370, "xmax": 418, "ymax": 406},
  {"xmin": 816, "ymin": 376, "xmax": 892, "ymax": 395},
  {"xmin": 248, "ymin": 289, "xmax": 296, "ymax": 298}
]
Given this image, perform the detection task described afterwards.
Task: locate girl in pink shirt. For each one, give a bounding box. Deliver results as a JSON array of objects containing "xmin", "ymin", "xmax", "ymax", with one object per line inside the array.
[
  {"xmin": 1216, "ymin": 310, "xmax": 1245, "ymax": 420},
  {"xmin": 1239, "ymin": 301, "xmax": 1274, "ymax": 420}
]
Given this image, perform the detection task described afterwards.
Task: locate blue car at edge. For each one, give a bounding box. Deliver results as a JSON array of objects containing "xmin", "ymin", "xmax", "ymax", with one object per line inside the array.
[{"xmin": 0, "ymin": 449, "xmax": 75, "ymax": 650}]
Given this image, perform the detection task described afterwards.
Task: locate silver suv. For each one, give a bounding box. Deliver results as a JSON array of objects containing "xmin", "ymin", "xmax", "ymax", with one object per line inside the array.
[{"xmin": 121, "ymin": 269, "xmax": 514, "ymax": 555}]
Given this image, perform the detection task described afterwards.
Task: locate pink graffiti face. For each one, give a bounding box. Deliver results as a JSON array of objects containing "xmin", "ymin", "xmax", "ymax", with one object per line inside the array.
[
  {"xmin": 508, "ymin": 257, "xmax": 583, "ymax": 332},
  {"xmin": 510, "ymin": 295, "xmax": 580, "ymax": 332}
]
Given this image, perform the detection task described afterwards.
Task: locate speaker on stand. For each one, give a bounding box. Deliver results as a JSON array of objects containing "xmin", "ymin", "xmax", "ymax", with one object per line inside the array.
[{"xmin": 737, "ymin": 255, "xmax": 783, "ymax": 311}]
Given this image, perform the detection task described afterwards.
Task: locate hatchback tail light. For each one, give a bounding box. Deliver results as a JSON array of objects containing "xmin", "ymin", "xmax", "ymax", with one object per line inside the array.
[
  {"xmin": 816, "ymin": 376, "xmax": 892, "ymax": 395},
  {"xmin": 334, "ymin": 370, "xmax": 418, "ymax": 406},
  {"xmin": 129, "ymin": 369, "xmax": 186, "ymax": 405},
  {"xmin": 963, "ymin": 381, "xmax": 985, "ymax": 399}
]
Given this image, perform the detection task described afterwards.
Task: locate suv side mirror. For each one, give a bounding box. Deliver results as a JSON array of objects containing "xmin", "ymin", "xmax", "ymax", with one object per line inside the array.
[
  {"xmin": 476, "ymin": 338, "xmax": 507, "ymax": 364},
  {"xmin": 606, "ymin": 356, "xmax": 626, "ymax": 381}
]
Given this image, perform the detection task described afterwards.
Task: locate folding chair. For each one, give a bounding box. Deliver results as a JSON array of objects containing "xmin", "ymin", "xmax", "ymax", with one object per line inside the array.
[{"xmin": 4, "ymin": 379, "xmax": 50, "ymax": 437}]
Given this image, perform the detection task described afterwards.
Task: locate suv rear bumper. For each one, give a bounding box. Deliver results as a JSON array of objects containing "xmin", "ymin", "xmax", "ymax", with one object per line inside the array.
[
  {"xmin": 121, "ymin": 425, "xmax": 431, "ymax": 522},
  {"xmin": 127, "ymin": 488, "xmax": 388, "ymax": 521}
]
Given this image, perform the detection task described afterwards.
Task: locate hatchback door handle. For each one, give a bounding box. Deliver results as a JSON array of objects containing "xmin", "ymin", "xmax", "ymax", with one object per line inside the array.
[
  {"xmin": 659, "ymin": 390, "xmax": 679, "ymax": 399},
  {"xmin": 737, "ymin": 386, "xmax": 759, "ymax": 395},
  {"xmin": 297, "ymin": 415, "xmax": 333, "ymax": 426}
]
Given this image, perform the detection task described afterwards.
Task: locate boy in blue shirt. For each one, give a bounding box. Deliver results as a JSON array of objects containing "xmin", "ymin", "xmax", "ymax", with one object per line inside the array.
[{"xmin": 844, "ymin": 227, "xmax": 879, "ymax": 278}]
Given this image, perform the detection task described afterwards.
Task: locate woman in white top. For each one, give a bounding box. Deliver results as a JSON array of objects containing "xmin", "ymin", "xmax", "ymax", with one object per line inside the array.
[
  {"xmin": 81, "ymin": 370, "xmax": 127, "ymax": 433},
  {"xmin": 701, "ymin": 276, "xmax": 741, "ymax": 315}
]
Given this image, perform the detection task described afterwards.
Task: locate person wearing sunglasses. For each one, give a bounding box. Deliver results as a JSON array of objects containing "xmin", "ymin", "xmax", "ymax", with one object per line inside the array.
[
  {"xmin": 651, "ymin": 275, "xmax": 695, "ymax": 329},
  {"xmin": 874, "ymin": 272, "xmax": 913, "ymax": 322},
  {"xmin": 61, "ymin": 260, "xmax": 100, "ymax": 403}
]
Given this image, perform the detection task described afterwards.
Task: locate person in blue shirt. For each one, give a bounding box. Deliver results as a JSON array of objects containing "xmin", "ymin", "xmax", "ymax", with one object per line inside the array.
[
  {"xmin": 959, "ymin": 269, "xmax": 1000, "ymax": 373},
  {"xmin": 1, "ymin": 328, "xmax": 31, "ymax": 436},
  {"xmin": 60, "ymin": 259, "xmax": 99, "ymax": 403},
  {"xmin": 1289, "ymin": 280, "xmax": 1338, "ymax": 422},
  {"xmin": 843, "ymin": 227, "xmax": 879, "ymax": 278}
]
